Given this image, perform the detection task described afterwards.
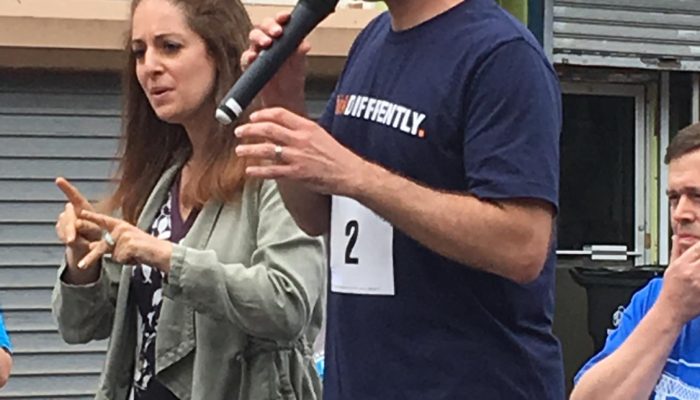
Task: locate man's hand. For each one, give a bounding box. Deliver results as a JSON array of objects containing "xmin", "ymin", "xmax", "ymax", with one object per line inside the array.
[
  {"xmin": 242, "ymin": 12, "xmax": 310, "ymax": 114},
  {"xmin": 657, "ymin": 236, "xmax": 700, "ymax": 327},
  {"xmin": 235, "ymin": 107, "xmax": 367, "ymax": 196},
  {"xmin": 570, "ymin": 236, "xmax": 694, "ymax": 400},
  {"xmin": 78, "ymin": 210, "xmax": 173, "ymax": 274}
]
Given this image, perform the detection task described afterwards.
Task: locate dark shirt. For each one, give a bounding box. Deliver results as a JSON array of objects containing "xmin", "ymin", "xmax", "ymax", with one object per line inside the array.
[
  {"xmin": 319, "ymin": 1, "xmax": 564, "ymax": 398},
  {"xmin": 132, "ymin": 173, "xmax": 199, "ymax": 399}
]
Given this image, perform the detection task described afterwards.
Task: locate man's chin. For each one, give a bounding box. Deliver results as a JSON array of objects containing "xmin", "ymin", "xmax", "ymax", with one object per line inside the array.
[{"xmin": 678, "ymin": 238, "xmax": 699, "ymax": 255}]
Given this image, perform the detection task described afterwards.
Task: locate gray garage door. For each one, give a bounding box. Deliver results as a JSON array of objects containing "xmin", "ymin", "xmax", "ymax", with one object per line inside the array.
[
  {"xmin": 0, "ymin": 70, "xmax": 120, "ymax": 399},
  {"xmin": 553, "ymin": 0, "xmax": 700, "ymax": 71}
]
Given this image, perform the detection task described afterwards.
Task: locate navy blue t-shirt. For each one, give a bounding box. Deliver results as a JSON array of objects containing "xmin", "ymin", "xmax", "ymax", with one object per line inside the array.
[{"xmin": 319, "ymin": 0, "xmax": 563, "ymax": 399}]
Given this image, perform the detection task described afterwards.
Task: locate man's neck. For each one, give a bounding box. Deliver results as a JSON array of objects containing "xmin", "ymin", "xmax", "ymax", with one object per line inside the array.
[{"xmin": 383, "ymin": 0, "xmax": 463, "ymax": 31}]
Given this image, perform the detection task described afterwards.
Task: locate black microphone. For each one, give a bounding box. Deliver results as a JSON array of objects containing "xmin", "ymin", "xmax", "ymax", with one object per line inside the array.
[{"xmin": 215, "ymin": 0, "xmax": 339, "ymax": 125}]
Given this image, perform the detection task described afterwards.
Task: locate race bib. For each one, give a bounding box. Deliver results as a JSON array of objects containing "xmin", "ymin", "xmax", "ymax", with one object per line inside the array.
[{"xmin": 330, "ymin": 196, "xmax": 395, "ymax": 296}]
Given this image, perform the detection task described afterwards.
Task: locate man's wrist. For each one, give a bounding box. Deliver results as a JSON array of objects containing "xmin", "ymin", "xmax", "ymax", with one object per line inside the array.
[
  {"xmin": 345, "ymin": 159, "xmax": 384, "ymax": 201},
  {"xmin": 649, "ymin": 299, "xmax": 687, "ymax": 333}
]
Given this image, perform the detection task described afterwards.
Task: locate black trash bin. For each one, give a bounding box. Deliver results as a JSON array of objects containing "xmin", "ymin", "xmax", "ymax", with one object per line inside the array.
[{"xmin": 570, "ymin": 265, "xmax": 665, "ymax": 353}]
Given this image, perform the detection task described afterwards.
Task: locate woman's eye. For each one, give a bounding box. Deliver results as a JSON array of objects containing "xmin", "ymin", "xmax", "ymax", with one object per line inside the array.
[
  {"xmin": 132, "ymin": 48, "xmax": 145, "ymax": 59},
  {"xmin": 163, "ymin": 42, "xmax": 182, "ymax": 53}
]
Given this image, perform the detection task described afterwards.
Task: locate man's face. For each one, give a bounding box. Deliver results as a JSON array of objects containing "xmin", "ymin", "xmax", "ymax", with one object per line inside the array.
[{"xmin": 668, "ymin": 149, "xmax": 700, "ymax": 254}]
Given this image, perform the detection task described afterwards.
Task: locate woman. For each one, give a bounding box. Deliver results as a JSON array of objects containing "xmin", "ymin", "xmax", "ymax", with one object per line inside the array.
[{"xmin": 51, "ymin": 0, "xmax": 325, "ymax": 398}]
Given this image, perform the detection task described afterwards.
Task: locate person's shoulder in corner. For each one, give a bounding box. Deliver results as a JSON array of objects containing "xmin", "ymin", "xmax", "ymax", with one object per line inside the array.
[{"xmin": 0, "ymin": 312, "xmax": 12, "ymax": 388}]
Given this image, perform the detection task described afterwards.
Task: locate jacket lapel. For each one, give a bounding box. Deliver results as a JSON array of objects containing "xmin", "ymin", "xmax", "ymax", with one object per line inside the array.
[
  {"xmin": 137, "ymin": 162, "xmax": 182, "ymax": 230},
  {"xmin": 155, "ymin": 169, "xmax": 226, "ymax": 382}
]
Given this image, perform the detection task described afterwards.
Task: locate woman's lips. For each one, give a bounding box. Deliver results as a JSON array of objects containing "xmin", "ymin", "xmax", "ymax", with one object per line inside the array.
[{"xmin": 150, "ymin": 88, "xmax": 172, "ymax": 103}]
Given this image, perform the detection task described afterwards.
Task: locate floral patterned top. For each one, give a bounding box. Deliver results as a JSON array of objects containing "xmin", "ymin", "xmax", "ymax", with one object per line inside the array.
[{"xmin": 132, "ymin": 174, "xmax": 198, "ymax": 399}]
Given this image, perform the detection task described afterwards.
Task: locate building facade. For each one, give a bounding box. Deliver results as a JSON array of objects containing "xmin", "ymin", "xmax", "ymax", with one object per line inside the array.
[{"xmin": 2, "ymin": 0, "xmax": 699, "ymax": 397}]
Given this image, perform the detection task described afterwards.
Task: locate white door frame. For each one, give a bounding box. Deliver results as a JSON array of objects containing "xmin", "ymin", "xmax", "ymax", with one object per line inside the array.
[{"xmin": 557, "ymin": 82, "xmax": 648, "ymax": 265}]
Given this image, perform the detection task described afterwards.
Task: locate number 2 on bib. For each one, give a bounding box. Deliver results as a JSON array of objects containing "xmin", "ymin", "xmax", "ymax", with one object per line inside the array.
[
  {"xmin": 330, "ymin": 196, "xmax": 395, "ymax": 296},
  {"xmin": 344, "ymin": 220, "xmax": 359, "ymax": 264}
]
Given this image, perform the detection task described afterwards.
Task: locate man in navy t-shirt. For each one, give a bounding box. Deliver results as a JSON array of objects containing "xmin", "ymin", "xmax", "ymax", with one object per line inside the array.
[
  {"xmin": 572, "ymin": 123, "xmax": 700, "ymax": 399},
  {"xmin": 237, "ymin": 0, "xmax": 564, "ymax": 398},
  {"xmin": 0, "ymin": 312, "xmax": 12, "ymax": 388}
]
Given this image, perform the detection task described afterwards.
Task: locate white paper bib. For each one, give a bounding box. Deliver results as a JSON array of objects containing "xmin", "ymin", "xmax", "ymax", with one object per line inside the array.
[{"xmin": 330, "ymin": 196, "xmax": 395, "ymax": 296}]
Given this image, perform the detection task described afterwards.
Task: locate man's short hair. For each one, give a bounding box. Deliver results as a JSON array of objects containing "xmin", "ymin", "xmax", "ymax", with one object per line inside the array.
[{"xmin": 665, "ymin": 122, "xmax": 700, "ymax": 164}]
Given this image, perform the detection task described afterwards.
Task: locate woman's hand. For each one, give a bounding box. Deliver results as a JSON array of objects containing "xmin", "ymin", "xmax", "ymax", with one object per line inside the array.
[
  {"xmin": 55, "ymin": 178, "xmax": 102, "ymax": 269},
  {"xmin": 78, "ymin": 210, "xmax": 173, "ymax": 274}
]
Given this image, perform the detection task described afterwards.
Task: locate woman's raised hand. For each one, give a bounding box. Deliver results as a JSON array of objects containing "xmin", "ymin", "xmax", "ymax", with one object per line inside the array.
[{"xmin": 55, "ymin": 177, "xmax": 102, "ymax": 270}]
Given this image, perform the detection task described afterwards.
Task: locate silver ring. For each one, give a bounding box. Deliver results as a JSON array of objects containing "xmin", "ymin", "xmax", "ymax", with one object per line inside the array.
[
  {"xmin": 274, "ymin": 145, "xmax": 283, "ymax": 163},
  {"xmin": 102, "ymin": 231, "xmax": 115, "ymax": 247}
]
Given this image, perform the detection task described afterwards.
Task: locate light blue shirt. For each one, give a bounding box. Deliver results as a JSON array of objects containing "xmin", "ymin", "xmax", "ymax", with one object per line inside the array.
[
  {"xmin": 576, "ymin": 278, "xmax": 700, "ymax": 399},
  {"xmin": 0, "ymin": 312, "xmax": 11, "ymax": 354}
]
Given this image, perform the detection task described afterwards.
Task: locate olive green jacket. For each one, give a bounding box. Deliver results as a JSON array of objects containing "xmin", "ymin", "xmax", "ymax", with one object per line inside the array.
[{"xmin": 52, "ymin": 163, "xmax": 326, "ymax": 400}]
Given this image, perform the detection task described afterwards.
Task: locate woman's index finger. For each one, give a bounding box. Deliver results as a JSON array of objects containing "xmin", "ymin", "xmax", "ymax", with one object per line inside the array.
[
  {"xmin": 56, "ymin": 177, "xmax": 91, "ymax": 210},
  {"xmin": 80, "ymin": 210, "xmax": 120, "ymax": 231}
]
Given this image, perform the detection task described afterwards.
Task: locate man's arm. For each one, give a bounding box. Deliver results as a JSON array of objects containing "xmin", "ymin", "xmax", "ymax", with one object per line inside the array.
[
  {"xmin": 354, "ymin": 162, "xmax": 553, "ymax": 283},
  {"xmin": 571, "ymin": 302, "xmax": 681, "ymax": 400},
  {"xmin": 274, "ymin": 154, "xmax": 551, "ymax": 283},
  {"xmin": 573, "ymin": 238, "xmax": 700, "ymax": 399},
  {"xmin": 275, "ymin": 180, "xmax": 330, "ymax": 237},
  {"xmin": 238, "ymin": 107, "xmax": 554, "ymax": 282},
  {"xmin": 238, "ymin": 40, "xmax": 559, "ymax": 282}
]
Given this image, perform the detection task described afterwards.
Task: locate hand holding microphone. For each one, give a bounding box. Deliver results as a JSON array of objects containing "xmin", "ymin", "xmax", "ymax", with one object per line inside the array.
[
  {"xmin": 244, "ymin": 12, "xmax": 310, "ymax": 115},
  {"xmin": 216, "ymin": 0, "xmax": 339, "ymax": 125}
]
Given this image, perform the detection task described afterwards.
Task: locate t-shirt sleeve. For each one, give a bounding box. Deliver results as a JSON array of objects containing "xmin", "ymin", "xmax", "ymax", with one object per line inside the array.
[
  {"xmin": 0, "ymin": 312, "xmax": 12, "ymax": 354},
  {"xmin": 573, "ymin": 279, "xmax": 662, "ymax": 384},
  {"xmin": 463, "ymin": 39, "xmax": 561, "ymax": 210}
]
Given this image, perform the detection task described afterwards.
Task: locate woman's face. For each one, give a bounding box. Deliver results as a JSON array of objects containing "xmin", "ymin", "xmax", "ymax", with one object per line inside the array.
[{"xmin": 131, "ymin": 0, "xmax": 217, "ymax": 125}]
